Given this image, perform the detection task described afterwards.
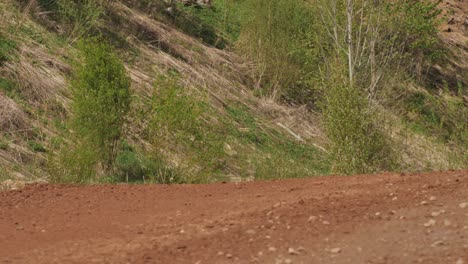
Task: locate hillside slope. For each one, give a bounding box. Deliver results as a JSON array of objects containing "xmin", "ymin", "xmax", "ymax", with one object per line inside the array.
[{"xmin": 0, "ymin": 0, "xmax": 466, "ymax": 186}]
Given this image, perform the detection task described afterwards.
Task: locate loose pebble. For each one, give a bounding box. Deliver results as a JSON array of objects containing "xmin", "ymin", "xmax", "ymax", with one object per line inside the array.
[
  {"xmin": 330, "ymin": 248, "xmax": 341, "ymax": 254},
  {"xmin": 246, "ymin": 229, "xmax": 256, "ymax": 235},
  {"xmin": 444, "ymin": 219, "xmax": 452, "ymax": 226},
  {"xmin": 423, "ymin": 219, "xmax": 436, "ymax": 227},
  {"xmin": 288, "ymin": 247, "xmax": 300, "ymax": 255}
]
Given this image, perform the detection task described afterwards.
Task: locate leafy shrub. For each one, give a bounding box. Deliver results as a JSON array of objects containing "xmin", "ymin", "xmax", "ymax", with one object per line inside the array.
[
  {"xmin": 236, "ymin": 0, "xmax": 321, "ymax": 102},
  {"xmin": 321, "ymin": 63, "xmax": 395, "ymax": 175},
  {"xmin": 148, "ymin": 72, "xmax": 225, "ymax": 182},
  {"xmin": 50, "ymin": 38, "xmax": 131, "ymax": 183}
]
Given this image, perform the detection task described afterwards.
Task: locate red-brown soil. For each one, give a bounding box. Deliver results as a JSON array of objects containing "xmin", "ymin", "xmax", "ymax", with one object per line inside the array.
[{"xmin": 1, "ymin": 171, "xmax": 467, "ymax": 264}]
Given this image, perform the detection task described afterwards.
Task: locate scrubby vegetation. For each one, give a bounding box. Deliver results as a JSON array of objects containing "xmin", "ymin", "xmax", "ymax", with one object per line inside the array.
[{"xmin": 0, "ymin": 0, "xmax": 466, "ymax": 184}]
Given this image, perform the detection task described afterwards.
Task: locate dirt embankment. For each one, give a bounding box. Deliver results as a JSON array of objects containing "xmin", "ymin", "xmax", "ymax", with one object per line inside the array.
[{"xmin": 0, "ymin": 171, "xmax": 467, "ymax": 263}]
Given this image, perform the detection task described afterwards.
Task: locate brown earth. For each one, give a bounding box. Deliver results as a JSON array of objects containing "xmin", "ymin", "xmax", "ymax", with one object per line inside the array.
[{"xmin": 0, "ymin": 171, "xmax": 467, "ymax": 264}]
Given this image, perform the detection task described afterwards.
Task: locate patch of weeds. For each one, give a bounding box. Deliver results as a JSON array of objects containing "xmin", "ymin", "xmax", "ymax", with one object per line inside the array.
[
  {"xmin": 404, "ymin": 91, "xmax": 467, "ymax": 145},
  {"xmin": 225, "ymin": 104, "xmax": 268, "ymax": 146},
  {"xmin": 0, "ymin": 77, "xmax": 16, "ymax": 94},
  {"xmin": 114, "ymin": 141, "xmax": 184, "ymax": 184},
  {"xmin": 223, "ymin": 103, "xmax": 329, "ymax": 180},
  {"xmin": 28, "ymin": 140, "xmax": 47, "ymax": 153},
  {"xmin": 0, "ymin": 139, "xmax": 8, "ymax": 150},
  {"xmin": 0, "ymin": 35, "xmax": 16, "ymax": 65},
  {"xmin": 148, "ymin": 73, "xmax": 226, "ymax": 182}
]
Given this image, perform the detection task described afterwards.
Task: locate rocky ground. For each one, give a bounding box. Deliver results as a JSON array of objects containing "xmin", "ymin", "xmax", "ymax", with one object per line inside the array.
[{"xmin": 0, "ymin": 171, "xmax": 467, "ymax": 263}]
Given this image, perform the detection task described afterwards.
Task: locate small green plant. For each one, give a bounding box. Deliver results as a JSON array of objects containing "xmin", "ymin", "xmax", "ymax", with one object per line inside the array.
[
  {"xmin": 0, "ymin": 139, "xmax": 8, "ymax": 150},
  {"xmin": 114, "ymin": 141, "xmax": 183, "ymax": 184},
  {"xmin": 0, "ymin": 78, "xmax": 15, "ymax": 93},
  {"xmin": 28, "ymin": 140, "xmax": 47, "ymax": 153},
  {"xmin": 0, "ymin": 35, "xmax": 16, "ymax": 65}
]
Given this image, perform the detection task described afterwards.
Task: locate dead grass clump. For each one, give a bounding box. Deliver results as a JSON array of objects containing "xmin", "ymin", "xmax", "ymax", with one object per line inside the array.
[
  {"xmin": 0, "ymin": 93, "xmax": 27, "ymax": 132},
  {"xmin": 3, "ymin": 47, "xmax": 66, "ymax": 104}
]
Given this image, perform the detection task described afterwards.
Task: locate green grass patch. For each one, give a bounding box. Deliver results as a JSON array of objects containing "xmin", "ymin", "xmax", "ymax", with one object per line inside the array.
[
  {"xmin": 0, "ymin": 35, "xmax": 16, "ymax": 65},
  {"xmin": 28, "ymin": 140, "xmax": 47, "ymax": 153},
  {"xmin": 224, "ymin": 103, "xmax": 329, "ymax": 179}
]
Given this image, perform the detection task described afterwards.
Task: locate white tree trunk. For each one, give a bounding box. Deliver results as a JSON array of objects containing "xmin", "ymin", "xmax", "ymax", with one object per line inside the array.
[{"xmin": 346, "ymin": 0, "xmax": 354, "ymax": 85}]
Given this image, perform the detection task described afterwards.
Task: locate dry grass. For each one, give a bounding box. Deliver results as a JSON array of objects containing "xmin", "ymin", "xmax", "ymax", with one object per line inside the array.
[
  {"xmin": 3, "ymin": 46, "xmax": 67, "ymax": 105},
  {"xmin": 0, "ymin": 94, "xmax": 27, "ymax": 132}
]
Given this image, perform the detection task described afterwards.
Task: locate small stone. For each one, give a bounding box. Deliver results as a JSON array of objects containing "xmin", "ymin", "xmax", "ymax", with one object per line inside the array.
[
  {"xmin": 459, "ymin": 202, "xmax": 468, "ymax": 209},
  {"xmin": 392, "ymin": 197, "xmax": 398, "ymax": 201},
  {"xmin": 15, "ymin": 225, "xmax": 24, "ymax": 231},
  {"xmin": 322, "ymin": 221, "xmax": 330, "ymax": 225},
  {"xmin": 330, "ymin": 248, "xmax": 341, "ymax": 254},
  {"xmin": 431, "ymin": 240, "xmax": 445, "ymax": 247},
  {"xmin": 226, "ymin": 253, "xmax": 233, "ymax": 259},
  {"xmin": 421, "ymin": 201, "xmax": 428, "ymax": 206},
  {"xmin": 431, "ymin": 211, "xmax": 441, "ymax": 217},
  {"xmin": 423, "ymin": 219, "xmax": 436, "ymax": 227},
  {"xmin": 308, "ymin": 216, "xmax": 318, "ymax": 222},
  {"xmin": 268, "ymin": 246, "xmax": 277, "ymax": 252},
  {"xmin": 246, "ymin": 229, "xmax": 256, "ymax": 235},
  {"xmin": 455, "ymin": 258, "xmax": 464, "ymax": 264},
  {"xmin": 284, "ymin": 259, "xmax": 293, "ymax": 264},
  {"xmin": 429, "ymin": 196, "xmax": 437, "ymax": 201},
  {"xmin": 217, "ymin": 251, "xmax": 224, "ymax": 256},
  {"xmin": 444, "ymin": 219, "xmax": 452, "ymax": 226},
  {"xmin": 288, "ymin": 247, "xmax": 300, "ymax": 255},
  {"xmin": 375, "ymin": 212, "xmax": 381, "ymax": 216}
]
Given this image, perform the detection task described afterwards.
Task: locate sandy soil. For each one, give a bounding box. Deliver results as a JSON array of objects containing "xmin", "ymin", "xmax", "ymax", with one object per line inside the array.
[{"xmin": 0, "ymin": 171, "xmax": 467, "ymax": 263}]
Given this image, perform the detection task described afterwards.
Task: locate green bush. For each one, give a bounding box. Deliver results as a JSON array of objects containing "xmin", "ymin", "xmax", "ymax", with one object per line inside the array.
[
  {"xmin": 321, "ymin": 63, "xmax": 395, "ymax": 175},
  {"xmin": 51, "ymin": 38, "xmax": 131, "ymax": 183},
  {"xmin": 388, "ymin": 1, "xmax": 443, "ymax": 61},
  {"xmin": 236, "ymin": 0, "xmax": 321, "ymax": 102},
  {"xmin": 147, "ymin": 72, "xmax": 226, "ymax": 182}
]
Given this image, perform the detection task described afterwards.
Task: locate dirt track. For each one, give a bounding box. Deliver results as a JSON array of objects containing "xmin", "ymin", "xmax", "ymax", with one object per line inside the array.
[{"xmin": 1, "ymin": 171, "xmax": 467, "ymax": 263}]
